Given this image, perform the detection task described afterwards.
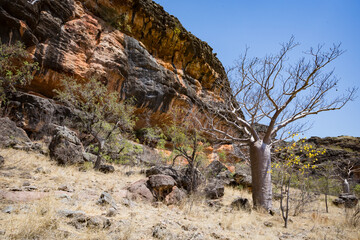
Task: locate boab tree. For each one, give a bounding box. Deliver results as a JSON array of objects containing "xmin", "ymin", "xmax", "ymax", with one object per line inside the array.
[{"xmin": 202, "ymin": 37, "xmax": 357, "ymax": 210}]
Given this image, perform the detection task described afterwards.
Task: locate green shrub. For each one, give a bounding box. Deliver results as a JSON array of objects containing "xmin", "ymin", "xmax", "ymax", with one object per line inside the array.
[{"xmin": 0, "ymin": 41, "xmax": 39, "ymax": 107}]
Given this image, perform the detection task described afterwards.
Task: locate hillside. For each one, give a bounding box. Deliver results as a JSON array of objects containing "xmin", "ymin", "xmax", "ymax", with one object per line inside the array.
[{"xmin": 1, "ymin": 148, "xmax": 359, "ymax": 240}]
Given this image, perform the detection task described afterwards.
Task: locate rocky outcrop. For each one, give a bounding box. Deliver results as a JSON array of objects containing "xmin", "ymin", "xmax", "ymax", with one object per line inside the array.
[
  {"xmin": 275, "ymin": 136, "xmax": 360, "ymax": 183},
  {"xmin": 0, "ymin": 0, "xmax": 228, "ymax": 121},
  {"xmin": 6, "ymin": 91, "xmax": 77, "ymax": 140},
  {"xmin": 48, "ymin": 125, "xmax": 84, "ymax": 165}
]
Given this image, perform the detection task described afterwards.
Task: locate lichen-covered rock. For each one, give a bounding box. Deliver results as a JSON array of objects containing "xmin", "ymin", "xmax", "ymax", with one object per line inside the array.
[{"xmin": 48, "ymin": 125, "xmax": 84, "ymax": 165}]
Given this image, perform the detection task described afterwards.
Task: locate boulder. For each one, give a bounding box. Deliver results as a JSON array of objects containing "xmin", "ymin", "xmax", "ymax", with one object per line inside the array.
[
  {"xmin": 0, "ymin": 117, "xmax": 32, "ymax": 148},
  {"xmin": 164, "ymin": 186, "xmax": 187, "ymax": 205},
  {"xmin": 7, "ymin": 92, "xmax": 77, "ymax": 140},
  {"xmin": 126, "ymin": 178, "xmax": 154, "ymax": 202},
  {"xmin": 204, "ymin": 180, "xmax": 225, "ymax": 199},
  {"xmin": 149, "ymin": 174, "xmax": 176, "ymax": 201},
  {"xmin": 179, "ymin": 167, "xmax": 204, "ymax": 192},
  {"xmin": 333, "ymin": 193, "xmax": 358, "ymax": 208},
  {"xmin": 97, "ymin": 192, "xmax": 118, "ymax": 210},
  {"xmin": 231, "ymin": 171, "xmax": 252, "ymax": 188},
  {"xmin": 87, "ymin": 216, "xmax": 111, "ymax": 229},
  {"xmin": 146, "ymin": 165, "xmax": 203, "ymax": 192},
  {"xmin": 230, "ymin": 197, "xmax": 252, "ymax": 212},
  {"xmin": 48, "ymin": 125, "xmax": 84, "ymax": 165},
  {"xmin": 205, "ymin": 160, "xmax": 228, "ymax": 178},
  {"xmin": 98, "ymin": 164, "xmax": 115, "ymax": 174}
]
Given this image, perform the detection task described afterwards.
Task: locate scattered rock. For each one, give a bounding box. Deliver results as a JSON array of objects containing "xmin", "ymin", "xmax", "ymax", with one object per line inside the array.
[
  {"xmin": 69, "ymin": 214, "xmax": 88, "ymax": 229},
  {"xmin": 125, "ymin": 171, "xmax": 135, "ymax": 176},
  {"xmin": 0, "ymin": 155, "xmax": 4, "ymax": 168},
  {"xmin": 145, "ymin": 165, "xmax": 203, "ymax": 192},
  {"xmin": 126, "ymin": 178, "xmax": 154, "ymax": 202},
  {"xmin": 22, "ymin": 181, "xmax": 31, "ymax": 187},
  {"xmin": 122, "ymin": 198, "xmax": 134, "ymax": 208},
  {"xmin": 206, "ymin": 199, "xmax": 224, "ymax": 210},
  {"xmin": 9, "ymin": 187, "xmax": 22, "ymax": 192},
  {"xmin": 2, "ymin": 206, "xmax": 13, "ymax": 214},
  {"xmin": 230, "ymin": 197, "xmax": 252, "ymax": 212},
  {"xmin": 24, "ymin": 186, "xmax": 38, "ymax": 191},
  {"xmin": 87, "ymin": 216, "xmax": 111, "ymax": 229},
  {"xmin": 34, "ymin": 167, "xmax": 50, "ymax": 174},
  {"xmin": 106, "ymin": 207, "xmax": 117, "ymax": 217},
  {"xmin": 49, "ymin": 125, "xmax": 84, "ymax": 165},
  {"xmin": 0, "ymin": 230, "xmax": 5, "ymax": 235},
  {"xmin": 149, "ymin": 174, "xmax": 176, "ymax": 200},
  {"xmin": 0, "ymin": 117, "xmax": 32, "ymax": 148},
  {"xmin": 58, "ymin": 209, "xmax": 86, "ymax": 218},
  {"xmin": 164, "ymin": 186, "xmax": 187, "ymax": 205},
  {"xmin": 98, "ymin": 164, "xmax": 115, "ymax": 174},
  {"xmin": 152, "ymin": 223, "xmax": 176, "ymax": 240},
  {"xmin": 333, "ymin": 193, "xmax": 358, "ymax": 208},
  {"xmin": 82, "ymin": 152, "xmax": 97, "ymax": 163},
  {"xmin": 204, "ymin": 180, "xmax": 224, "ymax": 199},
  {"xmin": 58, "ymin": 185, "xmax": 74, "ymax": 192},
  {"xmin": 205, "ymin": 160, "xmax": 228, "ymax": 178},
  {"xmin": 264, "ymin": 221, "xmax": 273, "ymax": 227},
  {"xmin": 97, "ymin": 192, "xmax": 118, "ymax": 209}
]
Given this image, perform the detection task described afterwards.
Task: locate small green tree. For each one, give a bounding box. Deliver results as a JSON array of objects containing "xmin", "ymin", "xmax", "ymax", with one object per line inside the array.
[
  {"xmin": 273, "ymin": 135, "xmax": 325, "ymax": 227},
  {"xmin": 162, "ymin": 109, "xmax": 208, "ymax": 193},
  {"xmin": 0, "ymin": 41, "xmax": 39, "ymax": 111},
  {"xmin": 54, "ymin": 76, "xmax": 135, "ymax": 169}
]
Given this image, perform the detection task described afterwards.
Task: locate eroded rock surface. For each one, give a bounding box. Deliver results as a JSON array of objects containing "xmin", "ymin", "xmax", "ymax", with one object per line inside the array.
[{"xmin": 0, "ymin": 0, "xmax": 229, "ymax": 124}]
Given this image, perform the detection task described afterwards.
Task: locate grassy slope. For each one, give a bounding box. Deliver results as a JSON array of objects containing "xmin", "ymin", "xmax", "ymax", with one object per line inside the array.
[{"xmin": 0, "ymin": 148, "xmax": 359, "ymax": 240}]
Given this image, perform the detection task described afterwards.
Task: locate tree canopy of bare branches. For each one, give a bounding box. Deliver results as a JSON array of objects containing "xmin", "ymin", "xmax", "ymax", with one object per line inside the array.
[{"xmin": 200, "ymin": 36, "xmax": 357, "ymax": 210}]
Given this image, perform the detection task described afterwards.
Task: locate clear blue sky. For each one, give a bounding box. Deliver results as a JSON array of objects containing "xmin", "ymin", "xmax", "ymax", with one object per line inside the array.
[{"xmin": 154, "ymin": 0, "xmax": 360, "ymax": 138}]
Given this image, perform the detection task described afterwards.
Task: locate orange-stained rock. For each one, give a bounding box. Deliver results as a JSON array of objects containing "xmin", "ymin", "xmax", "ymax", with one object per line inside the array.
[{"xmin": 0, "ymin": 0, "xmax": 229, "ymax": 116}]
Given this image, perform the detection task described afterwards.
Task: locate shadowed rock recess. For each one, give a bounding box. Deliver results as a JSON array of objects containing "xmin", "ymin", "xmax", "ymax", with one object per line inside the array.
[{"xmin": 0, "ymin": 0, "xmax": 229, "ymax": 117}]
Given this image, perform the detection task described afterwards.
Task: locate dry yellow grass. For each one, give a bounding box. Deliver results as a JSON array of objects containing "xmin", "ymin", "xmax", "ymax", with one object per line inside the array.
[{"xmin": 0, "ymin": 148, "xmax": 359, "ymax": 240}]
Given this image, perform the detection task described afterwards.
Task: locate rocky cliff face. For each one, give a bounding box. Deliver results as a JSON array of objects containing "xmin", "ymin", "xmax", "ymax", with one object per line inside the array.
[
  {"xmin": 306, "ymin": 136, "xmax": 360, "ymax": 181},
  {"xmin": 0, "ymin": 0, "xmax": 227, "ymax": 116}
]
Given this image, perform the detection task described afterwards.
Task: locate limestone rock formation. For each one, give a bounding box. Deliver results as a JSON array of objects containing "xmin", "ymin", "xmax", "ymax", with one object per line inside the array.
[{"xmin": 0, "ymin": 0, "xmax": 228, "ymax": 122}]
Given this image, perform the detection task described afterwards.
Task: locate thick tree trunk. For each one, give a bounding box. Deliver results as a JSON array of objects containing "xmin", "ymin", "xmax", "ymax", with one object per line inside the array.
[{"xmin": 249, "ymin": 140, "xmax": 272, "ymax": 210}]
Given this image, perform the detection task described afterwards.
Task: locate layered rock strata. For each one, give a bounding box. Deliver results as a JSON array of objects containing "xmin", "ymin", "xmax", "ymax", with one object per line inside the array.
[{"xmin": 0, "ymin": 0, "xmax": 228, "ymax": 115}]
